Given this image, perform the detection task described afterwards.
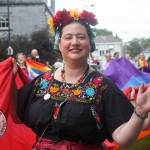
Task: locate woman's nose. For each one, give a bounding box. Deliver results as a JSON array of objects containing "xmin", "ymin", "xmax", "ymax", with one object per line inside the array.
[{"xmin": 71, "ymin": 37, "xmax": 79, "ymax": 46}]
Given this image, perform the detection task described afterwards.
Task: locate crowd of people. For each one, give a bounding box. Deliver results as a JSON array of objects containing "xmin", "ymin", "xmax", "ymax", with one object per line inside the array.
[{"xmin": 92, "ymin": 52, "xmax": 150, "ymax": 73}]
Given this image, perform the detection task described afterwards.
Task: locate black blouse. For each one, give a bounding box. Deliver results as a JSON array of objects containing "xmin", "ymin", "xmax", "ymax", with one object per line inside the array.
[{"xmin": 17, "ymin": 70, "xmax": 134, "ymax": 144}]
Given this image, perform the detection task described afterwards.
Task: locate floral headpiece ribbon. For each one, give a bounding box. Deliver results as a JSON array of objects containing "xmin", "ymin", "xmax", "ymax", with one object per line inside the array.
[{"xmin": 48, "ymin": 8, "xmax": 98, "ymax": 51}]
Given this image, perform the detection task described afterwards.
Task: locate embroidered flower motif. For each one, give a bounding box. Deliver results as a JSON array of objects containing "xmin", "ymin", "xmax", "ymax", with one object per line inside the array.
[
  {"xmin": 50, "ymin": 84, "xmax": 60, "ymax": 93},
  {"xmin": 43, "ymin": 72, "xmax": 51, "ymax": 79},
  {"xmin": 86, "ymin": 87, "xmax": 95, "ymax": 96},
  {"xmin": 48, "ymin": 18, "xmax": 55, "ymax": 33},
  {"xmin": 74, "ymin": 89, "xmax": 82, "ymax": 95},
  {"xmin": 93, "ymin": 77, "xmax": 103, "ymax": 84},
  {"xmin": 87, "ymin": 81, "xmax": 93, "ymax": 86},
  {"xmin": 70, "ymin": 9, "xmax": 80, "ymax": 20},
  {"xmin": 39, "ymin": 80, "xmax": 49, "ymax": 89}
]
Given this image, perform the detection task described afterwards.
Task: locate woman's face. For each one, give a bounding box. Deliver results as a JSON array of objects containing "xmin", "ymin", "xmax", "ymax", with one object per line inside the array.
[
  {"xmin": 17, "ymin": 54, "xmax": 26, "ymax": 65},
  {"xmin": 58, "ymin": 23, "xmax": 91, "ymax": 62},
  {"xmin": 139, "ymin": 53, "xmax": 145, "ymax": 60}
]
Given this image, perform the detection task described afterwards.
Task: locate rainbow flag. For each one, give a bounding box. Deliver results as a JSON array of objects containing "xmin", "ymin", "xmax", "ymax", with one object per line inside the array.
[{"xmin": 26, "ymin": 59, "xmax": 50, "ymax": 75}]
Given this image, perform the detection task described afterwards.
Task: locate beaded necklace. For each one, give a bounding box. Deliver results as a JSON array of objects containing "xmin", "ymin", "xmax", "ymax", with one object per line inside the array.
[{"xmin": 61, "ymin": 64, "xmax": 89, "ymax": 89}]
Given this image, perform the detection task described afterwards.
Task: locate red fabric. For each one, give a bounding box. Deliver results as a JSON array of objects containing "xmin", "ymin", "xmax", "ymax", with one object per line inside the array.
[
  {"xmin": 21, "ymin": 67, "xmax": 29, "ymax": 75},
  {"xmin": 34, "ymin": 137, "xmax": 108, "ymax": 150},
  {"xmin": 0, "ymin": 57, "xmax": 13, "ymax": 118},
  {"xmin": 0, "ymin": 57, "xmax": 36, "ymax": 150},
  {"xmin": 122, "ymin": 84, "xmax": 150, "ymax": 101}
]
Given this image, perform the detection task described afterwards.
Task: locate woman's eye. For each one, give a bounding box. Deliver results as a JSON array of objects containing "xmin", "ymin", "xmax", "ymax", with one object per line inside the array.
[
  {"xmin": 65, "ymin": 37, "xmax": 71, "ymax": 39},
  {"xmin": 78, "ymin": 36, "xmax": 85, "ymax": 39}
]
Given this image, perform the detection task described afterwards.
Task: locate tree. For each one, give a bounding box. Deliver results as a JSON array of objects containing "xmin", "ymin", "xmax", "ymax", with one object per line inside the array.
[
  {"xmin": 93, "ymin": 28, "xmax": 112, "ymax": 36},
  {"xmin": 0, "ymin": 29, "xmax": 57, "ymax": 65},
  {"xmin": 126, "ymin": 37, "xmax": 150, "ymax": 58}
]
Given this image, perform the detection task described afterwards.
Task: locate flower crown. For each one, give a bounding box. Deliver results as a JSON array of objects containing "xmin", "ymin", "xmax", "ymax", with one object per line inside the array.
[
  {"xmin": 48, "ymin": 8, "xmax": 98, "ymax": 51},
  {"xmin": 48, "ymin": 8, "xmax": 98, "ymax": 33}
]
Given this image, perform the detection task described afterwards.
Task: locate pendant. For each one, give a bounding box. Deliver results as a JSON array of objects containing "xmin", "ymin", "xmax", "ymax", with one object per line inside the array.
[{"xmin": 44, "ymin": 93, "xmax": 51, "ymax": 100}]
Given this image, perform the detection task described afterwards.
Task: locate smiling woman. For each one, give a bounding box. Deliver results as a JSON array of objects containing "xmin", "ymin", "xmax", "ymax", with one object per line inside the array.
[{"xmin": 11, "ymin": 8, "xmax": 150, "ymax": 150}]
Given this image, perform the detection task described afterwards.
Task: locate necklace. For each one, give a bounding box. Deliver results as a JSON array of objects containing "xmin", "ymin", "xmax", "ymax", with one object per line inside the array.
[{"xmin": 61, "ymin": 64, "xmax": 89, "ymax": 88}]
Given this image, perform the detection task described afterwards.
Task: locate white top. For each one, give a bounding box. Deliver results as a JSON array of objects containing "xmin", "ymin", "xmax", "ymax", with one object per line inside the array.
[
  {"xmin": 54, "ymin": 62, "xmax": 63, "ymax": 69},
  {"xmin": 101, "ymin": 61, "xmax": 111, "ymax": 72}
]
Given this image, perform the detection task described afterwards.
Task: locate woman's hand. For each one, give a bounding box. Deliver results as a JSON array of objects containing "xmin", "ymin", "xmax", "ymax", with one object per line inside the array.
[
  {"xmin": 130, "ymin": 86, "xmax": 135, "ymax": 100},
  {"xmin": 136, "ymin": 83, "xmax": 150, "ymax": 115},
  {"xmin": 12, "ymin": 58, "xmax": 18, "ymax": 77}
]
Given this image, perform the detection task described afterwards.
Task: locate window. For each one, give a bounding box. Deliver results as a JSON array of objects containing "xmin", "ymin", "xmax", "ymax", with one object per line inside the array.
[
  {"xmin": 0, "ymin": 16, "xmax": 8, "ymax": 29},
  {"xmin": 106, "ymin": 50, "xmax": 110, "ymax": 53},
  {"xmin": 108, "ymin": 44, "xmax": 114, "ymax": 51},
  {"xmin": 100, "ymin": 50, "xmax": 104, "ymax": 56}
]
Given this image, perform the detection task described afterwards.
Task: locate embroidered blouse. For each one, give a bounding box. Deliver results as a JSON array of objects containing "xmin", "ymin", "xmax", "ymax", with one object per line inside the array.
[{"xmin": 17, "ymin": 69, "xmax": 133, "ymax": 144}]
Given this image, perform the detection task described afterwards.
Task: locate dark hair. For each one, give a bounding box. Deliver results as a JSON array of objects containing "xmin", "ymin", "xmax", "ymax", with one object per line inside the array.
[
  {"xmin": 114, "ymin": 52, "xmax": 119, "ymax": 56},
  {"xmin": 59, "ymin": 20, "xmax": 95, "ymax": 52},
  {"xmin": 27, "ymin": 54, "xmax": 36, "ymax": 61}
]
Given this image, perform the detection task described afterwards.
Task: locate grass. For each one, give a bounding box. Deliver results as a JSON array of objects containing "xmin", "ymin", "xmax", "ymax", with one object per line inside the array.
[{"xmin": 115, "ymin": 135, "xmax": 150, "ymax": 150}]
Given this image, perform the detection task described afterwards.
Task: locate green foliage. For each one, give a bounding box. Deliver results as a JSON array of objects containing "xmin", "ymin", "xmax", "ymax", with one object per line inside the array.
[
  {"xmin": 126, "ymin": 37, "xmax": 150, "ymax": 58},
  {"xmin": 0, "ymin": 29, "xmax": 57, "ymax": 65},
  {"xmin": 93, "ymin": 28, "xmax": 112, "ymax": 36},
  {"xmin": 117, "ymin": 135, "xmax": 150, "ymax": 150}
]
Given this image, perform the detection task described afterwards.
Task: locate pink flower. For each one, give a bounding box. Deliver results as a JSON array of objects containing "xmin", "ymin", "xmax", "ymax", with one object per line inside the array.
[{"xmin": 93, "ymin": 77, "xmax": 103, "ymax": 84}]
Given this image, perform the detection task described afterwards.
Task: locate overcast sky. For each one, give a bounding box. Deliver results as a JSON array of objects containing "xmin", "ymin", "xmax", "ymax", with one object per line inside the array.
[{"xmin": 47, "ymin": 0, "xmax": 150, "ymax": 42}]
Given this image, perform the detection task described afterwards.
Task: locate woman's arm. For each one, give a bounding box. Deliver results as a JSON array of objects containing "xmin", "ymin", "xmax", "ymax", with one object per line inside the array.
[{"xmin": 112, "ymin": 83, "xmax": 150, "ymax": 148}]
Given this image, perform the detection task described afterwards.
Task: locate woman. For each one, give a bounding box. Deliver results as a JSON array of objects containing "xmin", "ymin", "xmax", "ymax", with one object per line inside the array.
[
  {"xmin": 16, "ymin": 53, "xmax": 38, "ymax": 79},
  {"xmin": 138, "ymin": 53, "xmax": 148, "ymax": 71},
  {"xmin": 12, "ymin": 9, "xmax": 150, "ymax": 150}
]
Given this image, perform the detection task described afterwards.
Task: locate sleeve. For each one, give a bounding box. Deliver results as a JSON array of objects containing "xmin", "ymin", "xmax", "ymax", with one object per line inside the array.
[
  {"xmin": 100, "ymin": 76, "xmax": 134, "ymax": 142},
  {"xmin": 16, "ymin": 75, "xmax": 41, "ymax": 126}
]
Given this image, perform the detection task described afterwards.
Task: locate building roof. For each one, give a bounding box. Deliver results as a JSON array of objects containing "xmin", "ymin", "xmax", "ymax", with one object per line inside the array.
[
  {"xmin": 94, "ymin": 34, "xmax": 122, "ymax": 43},
  {"xmin": 142, "ymin": 47, "xmax": 150, "ymax": 53}
]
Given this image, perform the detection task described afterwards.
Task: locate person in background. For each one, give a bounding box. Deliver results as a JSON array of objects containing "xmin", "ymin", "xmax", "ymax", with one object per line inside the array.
[
  {"xmin": 101, "ymin": 53, "xmax": 112, "ymax": 73},
  {"xmin": 27, "ymin": 54, "xmax": 36, "ymax": 61},
  {"xmin": 16, "ymin": 53, "xmax": 38, "ymax": 79},
  {"xmin": 46, "ymin": 61, "xmax": 52, "ymax": 69},
  {"xmin": 53, "ymin": 58, "xmax": 63, "ymax": 69},
  {"xmin": 125, "ymin": 53, "xmax": 135, "ymax": 65},
  {"xmin": 12, "ymin": 8, "xmax": 150, "ymax": 150},
  {"xmin": 114, "ymin": 52, "xmax": 119, "ymax": 60},
  {"xmin": 31, "ymin": 49, "xmax": 40, "ymax": 62},
  {"xmin": 138, "ymin": 53, "xmax": 148, "ymax": 71}
]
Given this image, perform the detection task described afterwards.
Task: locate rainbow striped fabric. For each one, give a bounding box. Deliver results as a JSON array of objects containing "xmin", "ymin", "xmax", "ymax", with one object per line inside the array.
[{"xmin": 26, "ymin": 59, "xmax": 50, "ymax": 75}]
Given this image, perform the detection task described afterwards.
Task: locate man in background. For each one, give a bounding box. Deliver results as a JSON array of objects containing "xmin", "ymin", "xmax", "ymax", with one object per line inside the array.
[
  {"xmin": 54, "ymin": 58, "xmax": 63, "ymax": 69},
  {"xmin": 114, "ymin": 52, "xmax": 119, "ymax": 60},
  {"xmin": 31, "ymin": 49, "xmax": 40, "ymax": 62},
  {"xmin": 125, "ymin": 53, "xmax": 135, "ymax": 65},
  {"xmin": 101, "ymin": 53, "xmax": 112, "ymax": 73}
]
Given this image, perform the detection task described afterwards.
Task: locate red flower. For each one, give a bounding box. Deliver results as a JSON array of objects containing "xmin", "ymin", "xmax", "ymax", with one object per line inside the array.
[
  {"xmin": 80, "ymin": 10, "xmax": 98, "ymax": 26},
  {"xmin": 88, "ymin": 81, "xmax": 93, "ymax": 86},
  {"xmin": 93, "ymin": 77, "xmax": 103, "ymax": 84},
  {"xmin": 53, "ymin": 9, "xmax": 70, "ymax": 26}
]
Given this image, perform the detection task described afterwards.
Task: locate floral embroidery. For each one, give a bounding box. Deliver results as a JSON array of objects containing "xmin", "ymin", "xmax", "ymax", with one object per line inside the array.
[
  {"xmin": 93, "ymin": 77, "xmax": 103, "ymax": 84},
  {"xmin": 74, "ymin": 88, "xmax": 82, "ymax": 95},
  {"xmin": 39, "ymin": 80, "xmax": 49, "ymax": 89},
  {"xmin": 91, "ymin": 105, "xmax": 102, "ymax": 130},
  {"xmin": 86, "ymin": 87, "xmax": 95, "ymax": 97},
  {"xmin": 50, "ymin": 84, "xmax": 60, "ymax": 93},
  {"xmin": 43, "ymin": 72, "xmax": 51, "ymax": 79},
  {"xmin": 35, "ymin": 70, "xmax": 106, "ymax": 103},
  {"xmin": 96, "ymin": 84, "xmax": 108, "ymax": 104}
]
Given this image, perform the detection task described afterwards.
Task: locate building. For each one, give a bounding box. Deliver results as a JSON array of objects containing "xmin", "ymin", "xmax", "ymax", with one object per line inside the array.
[
  {"xmin": 0, "ymin": 0, "xmax": 55, "ymax": 38},
  {"xmin": 92, "ymin": 33, "xmax": 123, "ymax": 62},
  {"xmin": 138, "ymin": 47, "xmax": 150, "ymax": 60}
]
